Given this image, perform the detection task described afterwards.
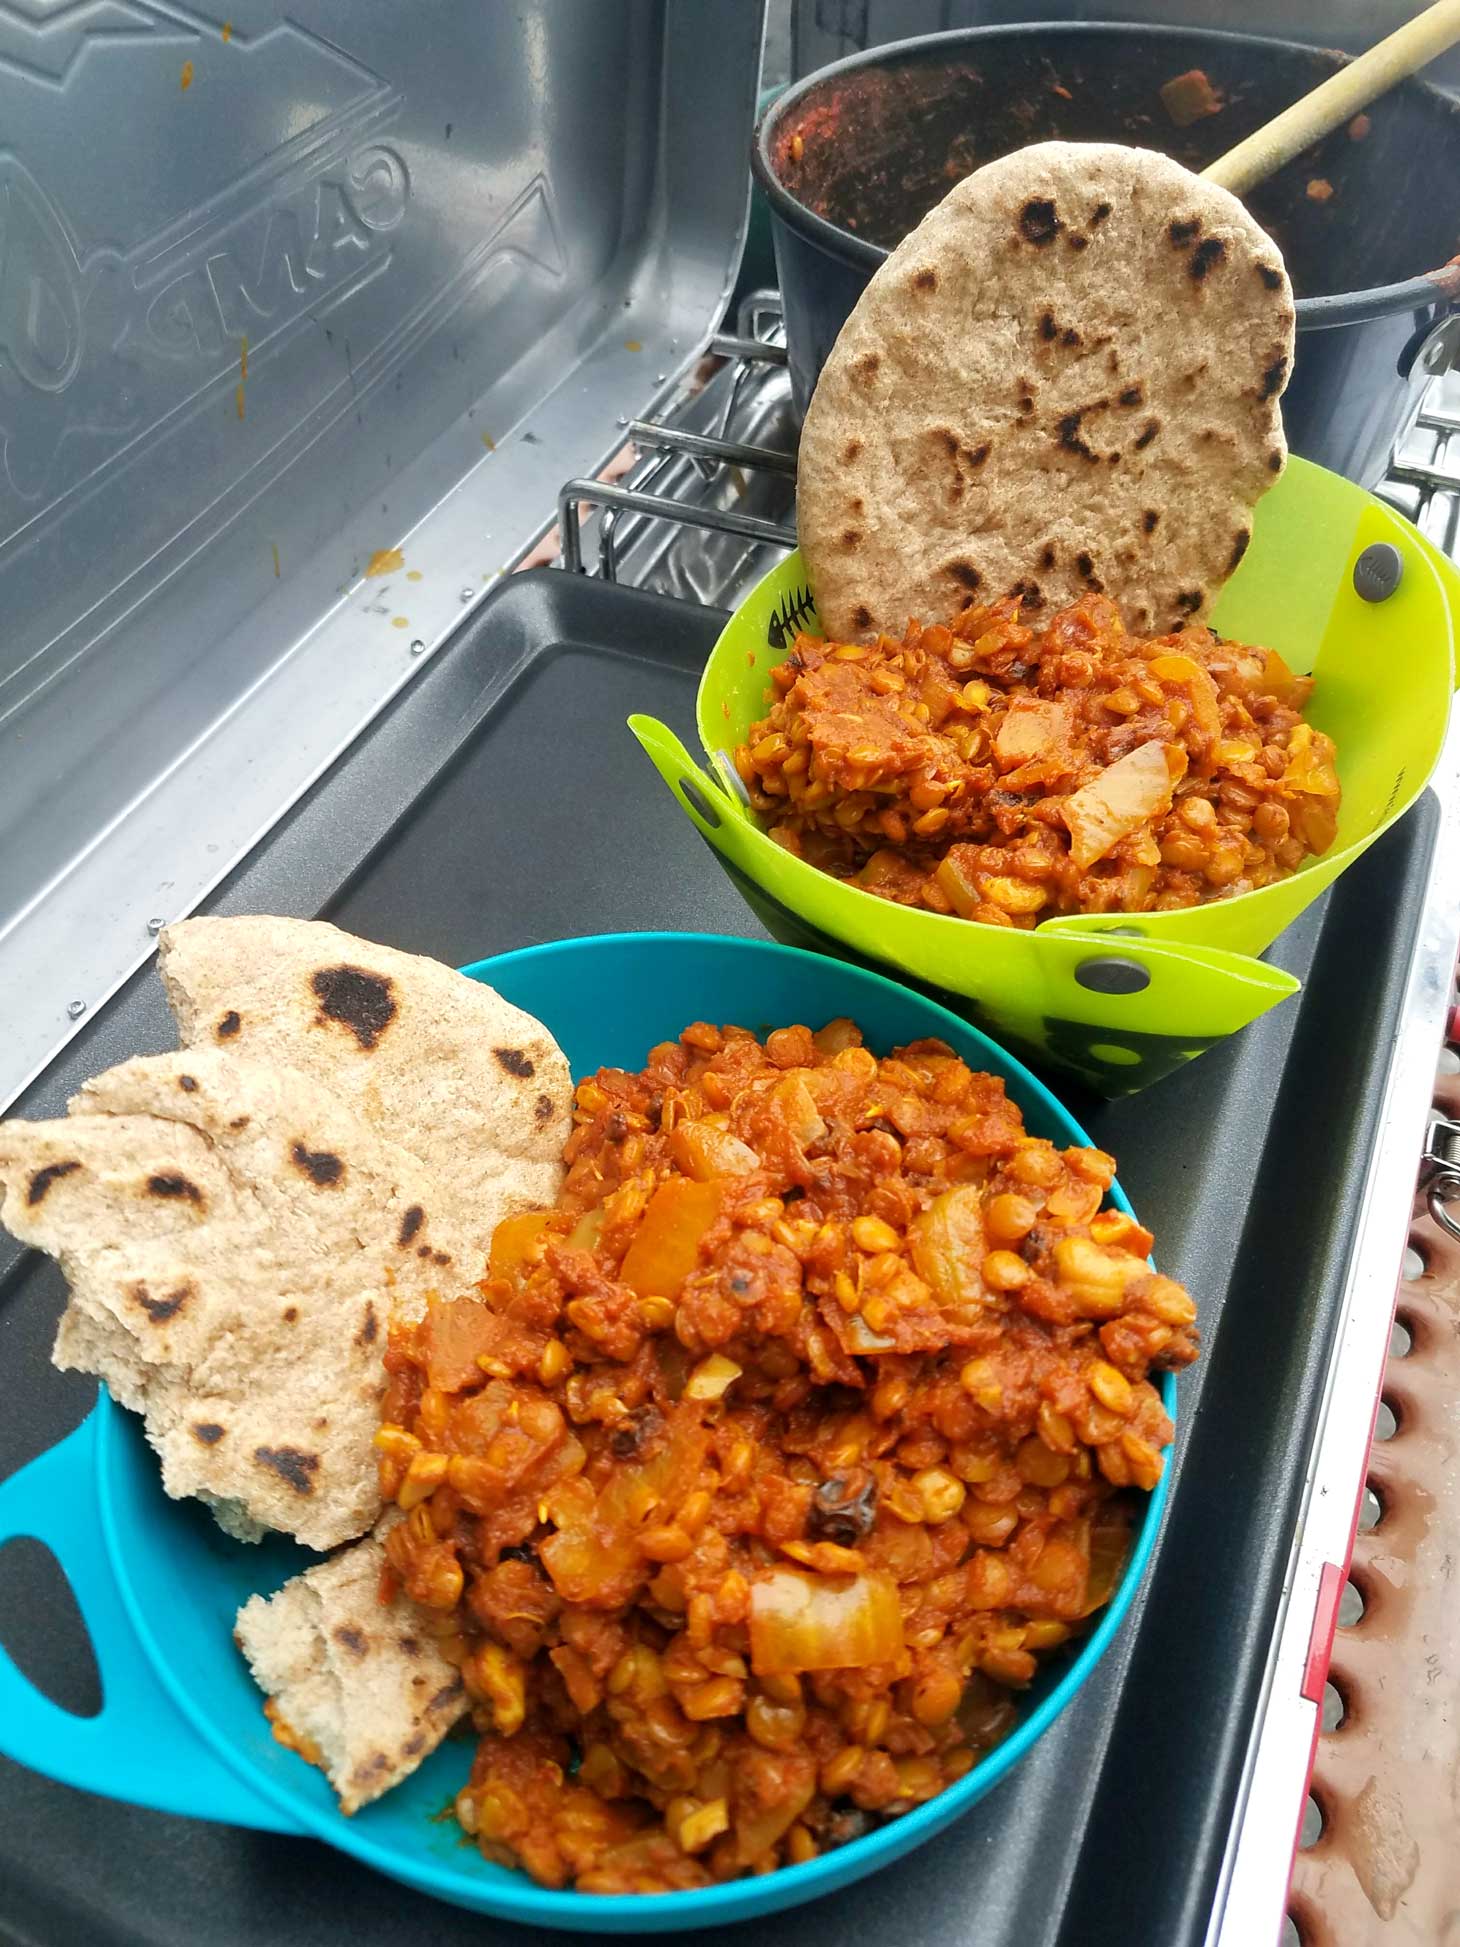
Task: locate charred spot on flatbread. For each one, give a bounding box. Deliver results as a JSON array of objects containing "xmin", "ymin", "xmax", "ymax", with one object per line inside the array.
[
  {"xmin": 146, "ymin": 1172, "xmax": 204, "ymax": 1205},
  {"xmin": 310, "ymin": 965, "xmax": 398, "ymax": 1051},
  {"xmin": 1143, "ymin": 510, "xmax": 1161, "ymax": 533},
  {"xmin": 290, "ymin": 1141, "xmax": 345, "ymax": 1187},
  {"xmin": 493, "ymin": 1047, "xmax": 535, "ymax": 1079},
  {"xmin": 1260, "ymin": 356, "xmax": 1288, "ymax": 400},
  {"xmin": 1169, "ymin": 217, "xmax": 1201, "ymax": 246},
  {"xmin": 26, "ymin": 1160, "xmax": 80, "ymax": 1205},
  {"xmin": 1228, "ymin": 528, "xmax": 1251, "ymax": 573},
  {"xmin": 1018, "ymin": 197, "xmax": 1060, "ymax": 244},
  {"xmin": 254, "ymin": 1446, "xmax": 319, "ymax": 1495},
  {"xmin": 911, "ymin": 268, "xmax": 937, "ymax": 292},
  {"xmin": 535, "ymin": 1094, "xmax": 556, "ymax": 1124},
  {"xmin": 192, "ymin": 1422, "xmax": 225, "ymax": 1444},
  {"xmin": 1133, "ymin": 420, "xmax": 1160, "ymax": 451},
  {"xmin": 333, "ymin": 1624, "xmax": 369, "ymax": 1658},
  {"xmin": 356, "ymin": 1302, "xmax": 379, "ymax": 1346},
  {"xmin": 398, "ymin": 1204, "xmax": 425, "ymax": 1246},
  {"xmin": 398, "ymin": 1634, "xmax": 422, "ymax": 1657},
  {"xmin": 216, "ymin": 1010, "xmax": 242, "ymax": 1039},
  {"xmin": 1258, "ymin": 263, "xmax": 1284, "ymax": 289},
  {"xmin": 1057, "ymin": 409, "xmax": 1101, "ymax": 462},
  {"xmin": 131, "ymin": 1280, "xmax": 192, "ymax": 1323},
  {"xmin": 1189, "ymin": 237, "xmax": 1227, "ymax": 281},
  {"xmin": 178, "ymin": 1075, "xmax": 198, "ymax": 1093}
]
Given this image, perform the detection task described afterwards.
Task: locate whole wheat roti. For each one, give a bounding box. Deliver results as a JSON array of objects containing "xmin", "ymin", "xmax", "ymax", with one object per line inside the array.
[
  {"xmin": 0, "ymin": 1049, "xmax": 472, "ymax": 1550},
  {"xmin": 798, "ymin": 141, "xmax": 1295, "ymax": 640},
  {"xmin": 159, "ymin": 916, "xmax": 570, "ymax": 1243},
  {"xmin": 234, "ymin": 1517, "xmax": 466, "ymax": 1814}
]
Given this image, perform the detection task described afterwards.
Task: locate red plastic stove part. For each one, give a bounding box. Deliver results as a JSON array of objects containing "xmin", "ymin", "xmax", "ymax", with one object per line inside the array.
[{"xmin": 1301, "ymin": 1563, "xmax": 1346, "ymax": 1708}]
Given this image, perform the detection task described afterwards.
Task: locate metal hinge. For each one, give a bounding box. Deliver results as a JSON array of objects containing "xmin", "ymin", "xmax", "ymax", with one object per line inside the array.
[{"xmin": 1422, "ymin": 1109, "xmax": 1460, "ymax": 1239}]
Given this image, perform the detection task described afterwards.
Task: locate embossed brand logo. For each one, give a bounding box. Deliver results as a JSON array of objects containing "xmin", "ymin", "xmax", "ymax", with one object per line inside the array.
[
  {"xmin": 0, "ymin": 8, "xmax": 568, "ymax": 542},
  {"xmin": 143, "ymin": 146, "xmax": 410, "ymax": 360},
  {"xmin": 0, "ymin": 140, "xmax": 408, "ymax": 501},
  {"xmin": 0, "ymin": 6, "xmax": 415, "ymax": 513}
]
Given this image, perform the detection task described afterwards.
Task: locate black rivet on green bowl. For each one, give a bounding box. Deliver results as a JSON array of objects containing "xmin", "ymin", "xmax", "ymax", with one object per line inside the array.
[
  {"xmin": 1353, "ymin": 542, "xmax": 1404, "ymax": 603},
  {"xmin": 1075, "ymin": 956, "xmax": 1150, "ymax": 996}
]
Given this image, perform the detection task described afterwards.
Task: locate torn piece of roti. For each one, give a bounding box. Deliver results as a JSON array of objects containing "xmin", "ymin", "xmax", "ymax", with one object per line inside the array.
[
  {"xmin": 0, "ymin": 1050, "xmax": 473, "ymax": 1550},
  {"xmin": 235, "ymin": 1517, "xmax": 467, "ymax": 1814},
  {"xmin": 158, "ymin": 917, "xmax": 570, "ymax": 1239}
]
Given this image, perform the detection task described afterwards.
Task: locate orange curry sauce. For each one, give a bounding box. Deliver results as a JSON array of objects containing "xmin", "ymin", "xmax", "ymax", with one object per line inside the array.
[
  {"xmin": 377, "ymin": 1018, "xmax": 1198, "ymax": 1892},
  {"xmin": 736, "ymin": 595, "xmax": 1340, "ymax": 929}
]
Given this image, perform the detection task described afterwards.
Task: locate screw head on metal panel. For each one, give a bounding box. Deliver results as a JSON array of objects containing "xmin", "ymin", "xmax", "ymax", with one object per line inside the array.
[
  {"xmin": 67, "ymin": 998, "xmax": 86, "ymax": 1018},
  {"xmin": 459, "ymin": 587, "xmax": 475, "ymax": 602},
  {"xmin": 410, "ymin": 638, "xmax": 425, "ymax": 655},
  {"xmin": 1422, "ymin": 314, "xmax": 1460, "ymax": 374},
  {"xmin": 1074, "ymin": 956, "xmax": 1150, "ymax": 996},
  {"xmin": 146, "ymin": 916, "xmax": 164, "ymax": 936},
  {"xmin": 1353, "ymin": 542, "xmax": 1404, "ymax": 603}
]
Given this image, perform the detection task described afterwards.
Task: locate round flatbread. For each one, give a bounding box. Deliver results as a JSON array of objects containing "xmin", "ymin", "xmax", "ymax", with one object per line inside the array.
[{"xmin": 797, "ymin": 141, "xmax": 1295, "ymax": 639}]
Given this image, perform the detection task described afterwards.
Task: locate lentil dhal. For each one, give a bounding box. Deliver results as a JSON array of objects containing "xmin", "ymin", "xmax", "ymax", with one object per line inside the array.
[
  {"xmin": 735, "ymin": 595, "xmax": 1341, "ymax": 928},
  {"xmin": 378, "ymin": 1019, "xmax": 1198, "ymax": 1892}
]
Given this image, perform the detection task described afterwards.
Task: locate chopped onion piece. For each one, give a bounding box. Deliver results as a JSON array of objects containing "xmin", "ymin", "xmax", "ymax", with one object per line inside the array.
[
  {"xmin": 684, "ymin": 1353, "xmax": 743, "ymax": 1400},
  {"xmin": 749, "ymin": 1567, "xmax": 905, "ymax": 1675}
]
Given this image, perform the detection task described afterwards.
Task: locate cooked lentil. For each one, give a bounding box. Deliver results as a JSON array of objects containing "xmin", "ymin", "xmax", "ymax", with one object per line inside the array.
[
  {"xmin": 378, "ymin": 1018, "xmax": 1198, "ymax": 1892},
  {"xmin": 735, "ymin": 595, "xmax": 1340, "ymax": 928}
]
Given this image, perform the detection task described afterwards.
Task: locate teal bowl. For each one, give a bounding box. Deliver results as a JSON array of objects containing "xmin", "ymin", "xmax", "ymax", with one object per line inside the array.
[{"xmin": 0, "ymin": 933, "xmax": 1176, "ymax": 1931}]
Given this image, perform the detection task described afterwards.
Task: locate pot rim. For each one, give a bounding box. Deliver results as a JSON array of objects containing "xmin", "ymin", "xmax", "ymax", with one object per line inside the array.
[{"xmin": 751, "ymin": 20, "xmax": 1459, "ymax": 330}]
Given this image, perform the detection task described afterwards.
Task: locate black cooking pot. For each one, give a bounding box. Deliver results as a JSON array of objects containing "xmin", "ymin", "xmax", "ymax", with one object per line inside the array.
[{"xmin": 752, "ymin": 24, "xmax": 1460, "ymax": 486}]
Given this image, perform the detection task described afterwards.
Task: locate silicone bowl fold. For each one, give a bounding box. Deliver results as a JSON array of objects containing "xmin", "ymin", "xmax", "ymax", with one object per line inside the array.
[
  {"xmin": 0, "ymin": 933, "xmax": 1174, "ymax": 1932},
  {"xmin": 633, "ymin": 459, "xmax": 1458, "ymax": 1093}
]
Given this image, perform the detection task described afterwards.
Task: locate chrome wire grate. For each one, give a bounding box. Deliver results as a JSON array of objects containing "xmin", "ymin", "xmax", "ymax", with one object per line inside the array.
[
  {"xmin": 1376, "ymin": 368, "xmax": 1460, "ymax": 560},
  {"xmin": 558, "ymin": 295, "xmax": 1460, "ymax": 599}
]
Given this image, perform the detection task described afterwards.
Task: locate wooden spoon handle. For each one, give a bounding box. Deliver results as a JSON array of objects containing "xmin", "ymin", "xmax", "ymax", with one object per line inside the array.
[{"xmin": 1203, "ymin": 0, "xmax": 1460, "ymax": 197}]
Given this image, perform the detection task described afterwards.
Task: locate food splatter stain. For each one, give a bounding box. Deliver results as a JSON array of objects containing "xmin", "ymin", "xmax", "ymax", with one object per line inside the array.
[
  {"xmin": 365, "ymin": 548, "xmax": 405, "ymax": 578},
  {"xmin": 221, "ymin": 20, "xmax": 232, "ymax": 41},
  {"xmin": 406, "ymin": 569, "xmax": 423, "ymax": 582},
  {"xmin": 180, "ymin": 59, "xmax": 194, "ymax": 90},
  {"xmin": 481, "ymin": 432, "xmax": 496, "ymax": 451},
  {"xmin": 624, "ymin": 340, "xmax": 642, "ymax": 352},
  {"xmin": 235, "ymin": 383, "xmax": 245, "ymax": 420},
  {"xmin": 392, "ymin": 616, "xmax": 409, "ymax": 628},
  {"xmin": 271, "ymin": 543, "xmax": 280, "ymax": 578}
]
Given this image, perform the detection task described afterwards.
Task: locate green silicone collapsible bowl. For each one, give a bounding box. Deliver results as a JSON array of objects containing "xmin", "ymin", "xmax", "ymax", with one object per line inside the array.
[
  {"xmin": 0, "ymin": 933, "xmax": 1175, "ymax": 1932},
  {"xmin": 633, "ymin": 458, "xmax": 1459, "ymax": 1093}
]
